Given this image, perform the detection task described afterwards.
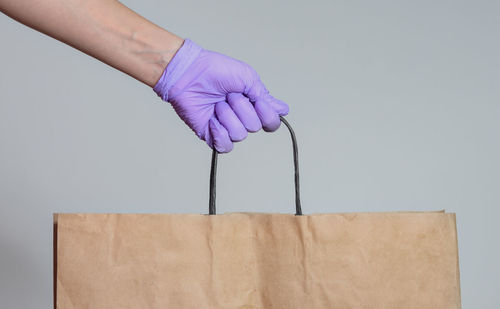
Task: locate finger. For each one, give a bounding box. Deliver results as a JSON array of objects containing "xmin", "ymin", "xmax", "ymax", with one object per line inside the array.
[
  {"xmin": 204, "ymin": 128, "xmax": 214, "ymax": 149},
  {"xmin": 227, "ymin": 93, "xmax": 262, "ymax": 132},
  {"xmin": 215, "ymin": 101, "xmax": 247, "ymax": 142},
  {"xmin": 254, "ymin": 98, "xmax": 281, "ymax": 132},
  {"xmin": 244, "ymin": 79, "xmax": 269, "ymax": 104},
  {"xmin": 209, "ymin": 117, "xmax": 233, "ymax": 153},
  {"xmin": 266, "ymin": 95, "xmax": 289, "ymax": 116}
]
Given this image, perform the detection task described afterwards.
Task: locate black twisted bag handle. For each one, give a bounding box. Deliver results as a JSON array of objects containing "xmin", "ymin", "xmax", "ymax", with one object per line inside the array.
[{"xmin": 208, "ymin": 116, "xmax": 302, "ymax": 215}]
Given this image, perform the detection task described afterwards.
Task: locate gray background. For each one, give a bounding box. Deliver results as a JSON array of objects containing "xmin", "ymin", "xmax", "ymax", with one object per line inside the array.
[{"xmin": 1, "ymin": 0, "xmax": 499, "ymax": 307}]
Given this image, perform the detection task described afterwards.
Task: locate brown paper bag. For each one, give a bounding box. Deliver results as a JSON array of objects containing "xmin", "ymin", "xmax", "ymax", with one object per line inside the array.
[
  {"xmin": 54, "ymin": 212, "xmax": 460, "ymax": 308},
  {"xmin": 53, "ymin": 119, "xmax": 461, "ymax": 308}
]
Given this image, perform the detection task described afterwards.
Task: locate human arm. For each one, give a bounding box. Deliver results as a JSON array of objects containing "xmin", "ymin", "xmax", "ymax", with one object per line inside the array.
[
  {"xmin": 0, "ymin": 0, "xmax": 289, "ymax": 152},
  {"xmin": 0, "ymin": 0, "xmax": 182, "ymax": 86}
]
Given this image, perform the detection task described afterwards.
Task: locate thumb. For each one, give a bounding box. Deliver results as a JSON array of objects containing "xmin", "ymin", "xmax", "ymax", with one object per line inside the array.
[
  {"xmin": 244, "ymin": 79, "xmax": 269, "ymax": 103},
  {"xmin": 244, "ymin": 80, "xmax": 289, "ymax": 116},
  {"xmin": 262, "ymin": 94, "xmax": 289, "ymax": 116}
]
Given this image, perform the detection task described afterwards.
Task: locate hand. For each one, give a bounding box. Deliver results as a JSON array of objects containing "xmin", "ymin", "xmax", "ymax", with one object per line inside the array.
[{"xmin": 153, "ymin": 39, "xmax": 289, "ymax": 153}]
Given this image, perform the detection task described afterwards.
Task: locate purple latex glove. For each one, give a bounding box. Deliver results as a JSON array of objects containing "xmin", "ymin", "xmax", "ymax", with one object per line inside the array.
[{"xmin": 153, "ymin": 39, "xmax": 289, "ymax": 153}]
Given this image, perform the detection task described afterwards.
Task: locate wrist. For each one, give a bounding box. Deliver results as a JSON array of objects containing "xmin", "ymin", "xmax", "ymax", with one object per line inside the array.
[
  {"xmin": 153, "ymin": 39, "xmax": 203, "ymax": 102},
  {"xmin": 126, "ymin": 22, "xmax": 184, "ymax": 87}
]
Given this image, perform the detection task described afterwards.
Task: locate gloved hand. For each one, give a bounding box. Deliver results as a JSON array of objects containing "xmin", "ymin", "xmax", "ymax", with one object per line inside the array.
[{"xmin": 153, "ymin": 39, "xmax": 289, "ymax": 153}]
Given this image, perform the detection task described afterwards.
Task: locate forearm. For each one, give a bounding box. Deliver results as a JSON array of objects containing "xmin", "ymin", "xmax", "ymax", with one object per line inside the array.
[{"xmin": 0, "ymin": 0, "xmax": 183, "ymax": 86}]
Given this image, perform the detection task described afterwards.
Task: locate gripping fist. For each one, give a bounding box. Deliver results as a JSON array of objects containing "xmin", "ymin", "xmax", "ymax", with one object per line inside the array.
[{"xmin": 153, "ymin": 39, "xmax": 288, "ymax": 153}]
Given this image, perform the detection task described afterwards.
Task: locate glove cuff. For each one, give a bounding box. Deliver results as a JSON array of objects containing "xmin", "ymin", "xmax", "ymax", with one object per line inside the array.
[{"xmin": 153, "ymin": 38, "xmax": 203, "ymax": 102}]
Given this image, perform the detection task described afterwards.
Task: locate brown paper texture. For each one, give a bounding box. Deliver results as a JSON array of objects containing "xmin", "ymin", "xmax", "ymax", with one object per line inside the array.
[{"xmin": 54, "ymin": 212, "xmax": 461, "ymax": 308}]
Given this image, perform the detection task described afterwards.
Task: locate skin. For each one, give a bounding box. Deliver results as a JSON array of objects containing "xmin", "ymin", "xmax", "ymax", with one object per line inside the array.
[{"xmin": 0, "ymin": 0, "xmax": 184, "ymax": 87}]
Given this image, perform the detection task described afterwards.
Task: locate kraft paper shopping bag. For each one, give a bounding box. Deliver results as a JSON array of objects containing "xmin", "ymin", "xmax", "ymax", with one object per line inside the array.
[{"xmin": 54, "ymin": 118, "xmax": 461, "ymax": 308}]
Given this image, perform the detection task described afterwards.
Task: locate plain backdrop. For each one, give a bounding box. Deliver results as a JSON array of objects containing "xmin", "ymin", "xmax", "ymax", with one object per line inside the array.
[{"xmin": 1, "ymin": 0, "xmax": 499, "ymax": 307}]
